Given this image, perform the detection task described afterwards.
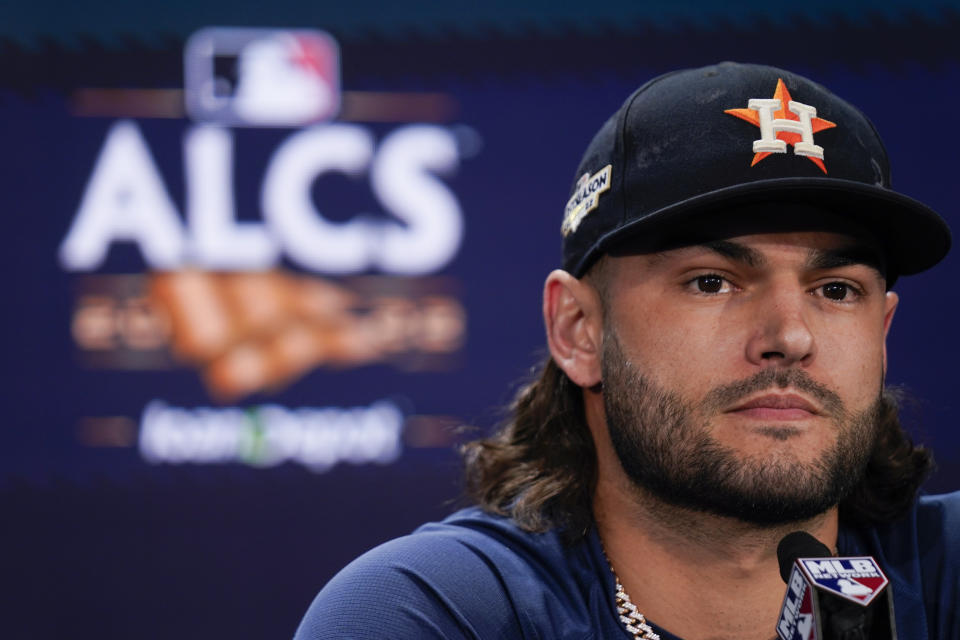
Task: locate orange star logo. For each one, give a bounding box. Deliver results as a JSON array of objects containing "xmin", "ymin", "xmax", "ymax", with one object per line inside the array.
[{"xmin": 724, "ymin": 78, "xmax": 836, "ymax": 174}]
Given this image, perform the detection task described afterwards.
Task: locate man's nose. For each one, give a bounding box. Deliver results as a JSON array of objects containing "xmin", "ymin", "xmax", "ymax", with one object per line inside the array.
[{"xmin": 744, "ymin": 286, "xmax": 815, "ymax": 367}]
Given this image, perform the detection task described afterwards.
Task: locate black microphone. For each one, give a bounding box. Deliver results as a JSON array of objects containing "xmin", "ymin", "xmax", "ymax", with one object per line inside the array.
[{"xmin": 775, "ymin": 531, "xmax": 897, "ymax": 640}]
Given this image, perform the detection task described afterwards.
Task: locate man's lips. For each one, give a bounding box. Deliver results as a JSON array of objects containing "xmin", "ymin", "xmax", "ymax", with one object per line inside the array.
[{"xmin": 727, "ymin": 393, "xmax": 822, "ymax": 421}]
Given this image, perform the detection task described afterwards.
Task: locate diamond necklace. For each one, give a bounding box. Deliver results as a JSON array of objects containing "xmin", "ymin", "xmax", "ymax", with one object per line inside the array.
[
  {"xmin": 601, "ymin": 544, "xmax": 661, "ymax": 640},
  {"xmin": 611, "ymin": 567, "xmax": 661, "ymax": 640}
]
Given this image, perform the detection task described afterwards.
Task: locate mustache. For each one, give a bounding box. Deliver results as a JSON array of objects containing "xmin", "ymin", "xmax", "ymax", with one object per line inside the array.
[{"xmin": 701, "ymin": 368, "xmax": 846, "ymax": 418}]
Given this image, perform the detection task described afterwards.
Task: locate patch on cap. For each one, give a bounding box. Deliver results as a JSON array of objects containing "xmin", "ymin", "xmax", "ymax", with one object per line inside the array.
[
  {"xmin": 724, "ymin": 78, "xmax": 837, "ymax": 174},
  {"xmin": 561, "ymin": 164, "xmax": 612, "ymax": 236}
]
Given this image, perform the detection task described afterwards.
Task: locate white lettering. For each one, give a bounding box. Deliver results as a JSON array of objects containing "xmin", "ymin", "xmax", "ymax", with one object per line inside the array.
[
  {"xmin": 778, "ymin": 602, "xmax": 795, "ymax": 637},
  {"xmin": 261, "ymin": 124, "xmax": 376, "ymax": 273},
  {"xmin": 786, "ymin": 101, "xmax": 824, "ymax": 158},
  {"xmin": 139, "ymin": 399, "xmax": 404, "ymax": 472},
  {"xmin": 371, "ymin": 125, "xmax": 462, "ymax": 274},
  {"xmin": 747, "ymin": 98, "xmax": 825, "ymax": 160},
  {"xmin": 59, "ymin": 121, "xmax": 185, "ymax": 270},
  {"xmin": 789, "ymin": 568, "xmax": 805, "ymax": 597},
  {"xmin": 748, "ymin": 98, "xmax": 788, "ymax": 154},
  {"xmin": 851, "ymin": 559, "xmax": 876, "ymax": 573},
  {"xmin": 805, "ymin": 560, "xmax": 836, "ymax": 577},
  {"xmin": 185, "ymin": 125, "xmax": 279, "ymax": 269},
  {"xmin": 64, "ymin": 121, "xmax": 468, "ymax": 275}
]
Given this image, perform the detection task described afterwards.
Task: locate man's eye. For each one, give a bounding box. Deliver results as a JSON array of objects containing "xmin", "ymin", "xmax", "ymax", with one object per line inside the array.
[
  {"xmin": 693, "ymin": 275, "xmax": 728, "ymax": 294},
  {"xmin": 820, "ymin": 282, "xmax": 856, "ymax": 301}
]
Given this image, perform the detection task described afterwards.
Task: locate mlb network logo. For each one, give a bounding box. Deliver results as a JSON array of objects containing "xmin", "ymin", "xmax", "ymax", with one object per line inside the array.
[
  {"xmin": 184, "ymin": 27, "xmax": 340, "ymax": 127},
  {"xmin": 799, "ymin": 557, "xmax": 888, "ymax": 606}
]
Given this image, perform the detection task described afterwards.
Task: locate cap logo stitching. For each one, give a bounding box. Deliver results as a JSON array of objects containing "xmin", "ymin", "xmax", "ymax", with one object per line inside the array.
[
  {"xmin": 562, "ymin": 164, "xmax": 612, "ymax": 236},
  {"xmin": 724, "ymin": 79, "xmax": 837, "ymax": 174}
]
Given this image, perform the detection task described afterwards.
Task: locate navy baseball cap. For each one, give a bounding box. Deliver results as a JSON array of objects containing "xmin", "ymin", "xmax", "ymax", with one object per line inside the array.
[{"xmin": 561, "ymin": 62, "xmax": 951, "ymax": 280}]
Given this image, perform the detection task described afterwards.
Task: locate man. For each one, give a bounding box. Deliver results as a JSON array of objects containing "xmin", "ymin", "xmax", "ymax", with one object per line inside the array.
[{"xmin": 295, "ymin": 62, "xmax": 959, "ymax": 639}]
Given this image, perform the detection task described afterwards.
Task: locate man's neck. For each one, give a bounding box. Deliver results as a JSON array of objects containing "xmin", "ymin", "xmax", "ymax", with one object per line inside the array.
[{"xmin": 594, "ymin": 477, "xmax": 838, "ymax": 640}]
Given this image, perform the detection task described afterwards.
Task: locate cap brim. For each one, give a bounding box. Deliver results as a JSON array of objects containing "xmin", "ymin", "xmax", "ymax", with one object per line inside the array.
[{"xmin": 577, "ymin": 177, "xmax": 951, "ymax": 279}]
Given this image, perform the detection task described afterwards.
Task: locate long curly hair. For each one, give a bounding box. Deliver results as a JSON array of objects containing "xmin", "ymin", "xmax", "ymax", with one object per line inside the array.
[{"xmin": 461, "ymin": 357, "xmax": 933, "ymax": 540}]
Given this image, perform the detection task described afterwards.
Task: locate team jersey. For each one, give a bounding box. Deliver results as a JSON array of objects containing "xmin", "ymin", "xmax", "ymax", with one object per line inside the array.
[{"xmin": 295, "ymin": 493, "xmax": 960, "ymax": 639}]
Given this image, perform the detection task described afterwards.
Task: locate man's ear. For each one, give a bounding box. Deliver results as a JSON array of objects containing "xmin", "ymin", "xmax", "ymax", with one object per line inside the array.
[
  {"xmin": 543, "ymin": 269, "xmax": 604, "ymax": 388},
  {"xmin": 882, "ymin": 290, "xmax": 898, "ymax": 375}
]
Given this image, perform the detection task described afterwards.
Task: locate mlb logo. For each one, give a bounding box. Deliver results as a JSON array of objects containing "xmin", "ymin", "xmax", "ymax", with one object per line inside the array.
[
  {"xmin": 777, "ymin": 566, "xmax": 817, "ymax": 640},
  {"xmin": 799, "ymin": 557, "xmax": 889, "ymax": 606},
  {"xmin": 184, "ymin": 27, "xmax": 340, "ymax": 127}
]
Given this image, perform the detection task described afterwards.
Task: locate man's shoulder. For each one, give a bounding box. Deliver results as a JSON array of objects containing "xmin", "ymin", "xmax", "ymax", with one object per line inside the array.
[
  {"xmin": 850, "ymin": 490, "xmax": 960, "ymax": 568},
  {"xmin": 845, "ymin": 490, "xmax": 960, "ymax": 639},
  {"xmin": 876, "ymin": 490, "xmax": 960, "ymax": 555},
  {"xmin": 912, "ymin": 490, "xmax": 960, "ymax": 570},
  {"xmin": 294, "ymin": 507, "xmax": 607, "ymax": 640},
  {"xmin": 915, "ymin": 490, "xmax": 960, "ymax": 524},
  {"xmin": 373, "ymin": 506, "xmax": 576, "ymax": 578}
]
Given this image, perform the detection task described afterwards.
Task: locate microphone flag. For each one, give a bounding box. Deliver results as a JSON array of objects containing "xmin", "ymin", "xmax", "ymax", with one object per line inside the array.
[{"xmin": 776, "ymin": 556, "xmax": 896, "ymax": 640}]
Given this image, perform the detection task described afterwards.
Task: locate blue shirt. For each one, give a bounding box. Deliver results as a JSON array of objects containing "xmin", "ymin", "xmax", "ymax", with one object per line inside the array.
[{"xmin": 295, "ymin": 493, "xmax": 960, "ymax": 639}]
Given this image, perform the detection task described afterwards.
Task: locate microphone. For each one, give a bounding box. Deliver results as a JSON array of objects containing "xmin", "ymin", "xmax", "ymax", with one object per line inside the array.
[{"xmin": 775, "ymin": 531, "xmax": 897, "ymax": 640}]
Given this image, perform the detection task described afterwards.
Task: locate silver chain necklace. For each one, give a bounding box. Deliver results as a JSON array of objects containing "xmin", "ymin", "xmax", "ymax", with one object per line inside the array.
[
  {"xmin": 602, "ymin": 543, "xmax": 661, "ymax": 640},
  {"xmin": 612, "ymin": 569, "xmax": 661, "ymax": 640},
  {"xmin": 597, "ymin": 532, "xmax": 660, "ymax": 640}
]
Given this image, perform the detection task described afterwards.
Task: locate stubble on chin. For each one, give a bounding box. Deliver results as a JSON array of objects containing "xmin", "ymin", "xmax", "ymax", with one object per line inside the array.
[{"xmin": 600, "ymin": 330, "xmax": 879, "ymax": 527}]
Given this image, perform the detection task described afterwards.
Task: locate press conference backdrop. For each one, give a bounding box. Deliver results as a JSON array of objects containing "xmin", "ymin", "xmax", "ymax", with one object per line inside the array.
[{"xmin": 3, "ymin": 2, "xmax": 960, "ymax": 637}]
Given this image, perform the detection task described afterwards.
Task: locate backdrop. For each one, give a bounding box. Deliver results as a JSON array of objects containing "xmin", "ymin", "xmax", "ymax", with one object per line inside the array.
[{"xmin": 3, "ymin": 2, "xmax": 959, "ymax": 637}]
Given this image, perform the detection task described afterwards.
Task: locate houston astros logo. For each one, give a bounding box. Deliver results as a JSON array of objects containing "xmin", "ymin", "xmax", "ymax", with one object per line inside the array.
[{"xmin": 725, "ymin": 78, "xmax": 836, "ymax": 173}]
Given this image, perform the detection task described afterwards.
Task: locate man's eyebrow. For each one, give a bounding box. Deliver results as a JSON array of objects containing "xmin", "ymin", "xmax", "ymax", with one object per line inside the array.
[
  {"xmin": 701, "ymin": 240, "xmax": 766, "ymax": 267},
  {"xmin": 646, "ymin": 239, "xmax": 766, "ymax": 267},
  {"xmin": 806, "ymin": 245, "xmax": 886, "ymax": 275},
  {"xmin": 646, "ymin": 239, "xmax": 885, "ymax": 275}
]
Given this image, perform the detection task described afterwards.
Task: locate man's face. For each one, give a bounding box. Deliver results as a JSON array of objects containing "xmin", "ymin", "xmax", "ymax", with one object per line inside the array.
[{"xmin": 599, "ymin": 231, "xmax": 897, "ymax": 524}]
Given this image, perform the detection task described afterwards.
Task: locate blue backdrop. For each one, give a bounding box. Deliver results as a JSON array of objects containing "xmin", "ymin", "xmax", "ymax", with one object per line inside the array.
[{"xmin": 3, "ymin": 3, "xmax": 959, "ymax": 637}]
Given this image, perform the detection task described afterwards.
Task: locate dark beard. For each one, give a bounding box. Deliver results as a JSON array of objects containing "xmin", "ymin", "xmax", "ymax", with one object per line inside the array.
[{"xmin": 602, "ymin": 330, "xmax": 879, "ymax": 526}]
